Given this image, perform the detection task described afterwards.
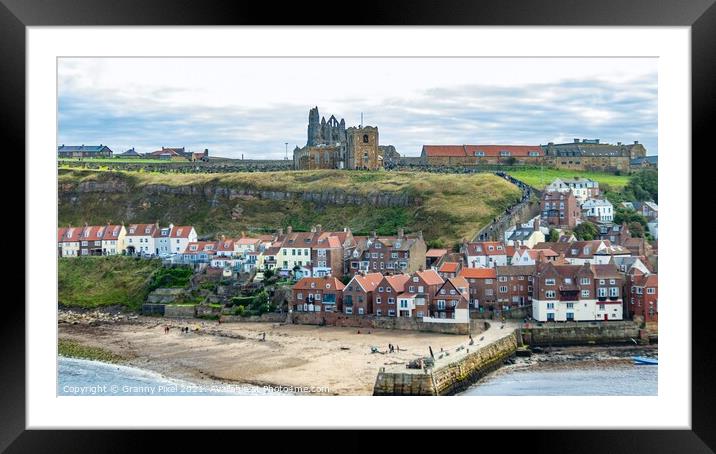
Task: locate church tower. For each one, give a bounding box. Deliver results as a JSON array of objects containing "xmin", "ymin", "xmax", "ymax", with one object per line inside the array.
[{"xmin": 346, "ymin": 126, "xmax": 380, "ymax": 170}]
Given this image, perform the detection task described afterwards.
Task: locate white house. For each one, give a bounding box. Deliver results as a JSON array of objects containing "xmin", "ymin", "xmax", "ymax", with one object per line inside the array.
[
  {"xmin": 169, "ymin": 226, "xmax": 197, "ymax": 255},
  {"xmin": 396, "ymin": 293, "xmax": 417, "ymax": 318},
  {"xmin": 581, "ymin": 199, "xmax": 614, "ymax": 222},
  {"xmin": 99, "ymin": 224, "xmax": 126, "ymax": 255},
  {"xmin": 546, "ymin": 178, "xmax": 599, "ymax": 203},
  {"xmin": 125, "ymin": 223, "xmax": 159, "ymax": 255},
  {"xmin": 463, "ymin": 241, "xmax": 508, "ymax": 268},
  {"xmin": 647, "ymin": 221, "xmax": 658, "ymax": 240},
  {"xmin": 153, "ymin": 223, "xmax": 175, "ymax": 256}
]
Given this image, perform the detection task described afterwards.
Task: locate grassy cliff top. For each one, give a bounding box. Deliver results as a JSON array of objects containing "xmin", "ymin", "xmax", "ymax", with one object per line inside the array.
[{"xmin": 58, "ymin": 169, "xmax": 523, "ymax": 246}]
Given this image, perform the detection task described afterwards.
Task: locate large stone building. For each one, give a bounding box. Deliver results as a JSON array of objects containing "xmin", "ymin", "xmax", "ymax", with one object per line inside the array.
[
  {"xmin": 541, "ymin": 139, "xmax": 646, "ymax": 173},
  {"xmin": 293, "ymin": 107, "xmax": 382, "ymax": 170}
]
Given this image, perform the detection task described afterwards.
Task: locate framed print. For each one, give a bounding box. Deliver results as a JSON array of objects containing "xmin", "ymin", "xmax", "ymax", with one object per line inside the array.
[{"xmin": 5, "ymin": 0, "xmax": 711, "ymax": 449}]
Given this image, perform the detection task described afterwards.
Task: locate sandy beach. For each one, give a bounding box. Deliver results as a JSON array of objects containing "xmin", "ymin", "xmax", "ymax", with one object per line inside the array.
[{"xmin": 59, "ymin": 313, "xmax": 484, "ymax": 395}]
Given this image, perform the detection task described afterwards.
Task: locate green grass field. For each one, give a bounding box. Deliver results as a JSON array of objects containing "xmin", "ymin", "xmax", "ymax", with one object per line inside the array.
[
  {"xmin": 506, "ymin": 168, "xmax": 631, "ymax": 190},
  {"xmin": 58, "ymin": 256, "xmax": 163, "ymax": 309},
  {"xmin": 58, "ymin": 169, "xmax": 522, "ymax": 246}
]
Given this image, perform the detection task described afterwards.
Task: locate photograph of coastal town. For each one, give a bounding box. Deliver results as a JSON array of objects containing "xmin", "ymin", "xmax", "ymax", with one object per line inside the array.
[{"xmin": 57, "ymin": 57, "xmax": 658, "ymax": 396}]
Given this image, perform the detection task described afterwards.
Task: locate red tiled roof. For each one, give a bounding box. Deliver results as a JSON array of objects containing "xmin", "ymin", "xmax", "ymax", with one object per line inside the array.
[
  {"xmin": 170, "ymin": 226, "xmax": 194, "ymax": 238},
  {"xmin": 422, "ymin": 145, "xmax": 467, "ymax": 157},
  {"xmin": 351, "ymin": 272, "xmax": 384, "ymax": 292},
  {"xmin": 293, "ymin": 277, "xmax": 345, "ymax": 291},
  {"xmin": 423, "ymin": 145, "xmax": 543, "ymax": 157},
  {"xmin": 466, "ymin": 241, "xmax": 507, "ymax": 256},
  {"xmin": 126, "ymin": 223, "xmax": 158, "ymax": 236},
  {"xmin": 438, "ymin": 262, "xmax": 460, "ymax": 273},
  {"xmin": 459, "ymin": 268, "xmax": 497, "ymax": 279},
  {"xmin": 426, "ymin": 248, "xmax": 448, "ymax": 258},
  {"xmin": 464, "ymin": 145, "xmax": 543, "ymax": 157},
  {"xmin": 383, "ymin": 274, "xmax": 411, "ymax": 292},
  {"xmin": 415, "ymin": 269, "xmax": 444, "ymax": 286}
]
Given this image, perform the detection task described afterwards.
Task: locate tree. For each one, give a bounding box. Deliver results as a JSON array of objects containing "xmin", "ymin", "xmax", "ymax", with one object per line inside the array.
[
  {"xmin": 623, "ymin": 169, "xmax": 658, "ymax": 203},
  {"xmin": 573, "ymin": 222, "xmax": 599, "ymax": 241},
  {"xmin": 628, "ymin": 222, "xmax": 646, "ymax": 238},
  {"xmin": 263, "ymin": 268, "xmax": 274, "ymax": 279},
  {"xmin": 613, "ymin": 207, "xmax": 648, "ymax": 227},
  {"xmin": 547, "ymin": 228, "xmax": 560, "ymax": 242}
]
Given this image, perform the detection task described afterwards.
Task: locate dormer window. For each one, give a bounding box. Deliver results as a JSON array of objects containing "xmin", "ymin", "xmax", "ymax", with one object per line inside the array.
[
  {"xmin": 177, "ymin": 229, "xmax": 183, "ymax": 235},
  {"xmin": 129, "ymin": 228, "xmax": 135, "ymax": 234},
  {"xmin": 499, "ymin": 150, "xmax": 510, "ymax": 156},
  {"xmin": 310, "ymin": 282, "xmax": 316, "ymax": 288},
  {"xmin": 584, "ymin": 248, "xmax": 591, "ymax": 255},
  {"xmin": 474, "ymin": 151, "xmax": 485, "ymax": 157}
]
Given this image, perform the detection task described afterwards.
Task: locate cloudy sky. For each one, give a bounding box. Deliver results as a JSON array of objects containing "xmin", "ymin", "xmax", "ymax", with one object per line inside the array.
[{"xmin": 58, "ymin": 57, "xmax": 658, "ymax": 158}]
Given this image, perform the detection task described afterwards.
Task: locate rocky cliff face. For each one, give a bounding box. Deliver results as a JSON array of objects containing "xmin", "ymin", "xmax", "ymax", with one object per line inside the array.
[{"xmin": 64, "ymin": 178, "xmax": 417, "ymax": 208}]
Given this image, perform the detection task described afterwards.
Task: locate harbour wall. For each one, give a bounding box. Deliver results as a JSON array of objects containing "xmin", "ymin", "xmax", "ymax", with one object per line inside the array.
[
  {"xmin": 519, "ymin": 321, "xmax": 645, "ymax": 346},
  {"xmin": 373, "ymin": 330, "xmax": 519, "ymax": 396}
]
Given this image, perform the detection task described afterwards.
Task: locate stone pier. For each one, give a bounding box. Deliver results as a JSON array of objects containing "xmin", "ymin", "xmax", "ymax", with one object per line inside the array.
[{"xmin": 373, "ymin": 329, "xmax": 519, "ymax": 396}]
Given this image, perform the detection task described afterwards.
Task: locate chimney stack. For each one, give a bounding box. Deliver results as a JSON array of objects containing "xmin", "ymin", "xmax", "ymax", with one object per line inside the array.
[
  {"xmin": 278, "ymin": 228, "xmax": 284, "ymax": 236},
  {"xmin": 371, "ymin": 230, "xmax": 377, "ymax": 238},
  {"xmin": 574, "ymin": 138, "xmax": 580, "ymax": 143},
  {"xmin": 397, "ymin": 228, "xmax": 404, "ymax": 238},
  {"xmin": 287, "ymin": 226, "xmax": 293, "ymax": 234},
  {"xmin": 241, "ymin": 231, "xmax": 246, "ymax": 238},
  {"xmin": 634, "ymin": 140, "xmax": 639, "ymax": 144},
  {"xmin": 315, "ymin": 224, "xmax": 322, "ymax": 232},
  {"xmin": 534, "ymin": 217, "xmax": 540, "ymax": 232}
]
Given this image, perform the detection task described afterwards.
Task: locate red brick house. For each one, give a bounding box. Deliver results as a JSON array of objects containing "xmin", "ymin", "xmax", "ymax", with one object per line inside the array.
[
  {"xmin": 625, "ymin": 269, "xmax": 658, "ymax": 322},
  {"xmin": 374, "ymin": 274, "xmax": 410, "ymax": 317},
  {"xmin": 343, "ymin": 272, "xmax": 383, "ymax": 315},
  {"xmin": 427, "ymin": 277, "xmax": 470, "ymax": 322},
  {"xmin": 348, "ymin": 229, "xmax": 427, "ymax": 276},
  {"xmin": 496, "ymin": 265, "xmax": 535, "ymax": 308},
  {"xmin": 404, "ymin": 269, "xmax": 444, "ymax": 313},
  {"xmin": 291, "ymin": 276, "xmax": 345, "ymax": 313},
  {"xmin": 310, "ymin": 232, "xmax": 344, "ymax": 277},
  {"xmin": 458, "ymin": 267, "xmax": 497, "ymax": 310},
  {"xmin": 540, "ymin": 190, "xmax": 580, "ymax": 229}
]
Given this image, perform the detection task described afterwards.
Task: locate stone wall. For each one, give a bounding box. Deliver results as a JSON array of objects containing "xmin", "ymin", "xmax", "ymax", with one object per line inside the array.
[
  {"xmin": 220, "ymin": 313, "xmax": 287, "ymax": 323},
  {"xmin": 520, "ymin": 321, "xmax": 642, "ymax": 346},
  {"xmin": 163, "ymin": 305, "xmax": 196, "ymax": 318},
  {"xmin": 373, "ymin": 330, "xmax": 518, "ymax": 395},
  {"xmin": 287, "ymin": 311, "xmax": 485, "ymax": 335}
]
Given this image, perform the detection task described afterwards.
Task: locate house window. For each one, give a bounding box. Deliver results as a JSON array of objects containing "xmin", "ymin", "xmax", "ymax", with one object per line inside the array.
[
  {"xmin": 547, "ymin": 313, "xmax": 555, "ymax": 321},
  {"xmin": 485, "ymin": 279, "xmax": 493, "ymax": 284},
  {"xmin": 566, "ymin": 303, "xmax": 574, "ymax": 309},
  {"xmin": 580, "ymin": 278, "xmax": 590, "ymax": 285},
  {"xmin": 388, "ymin": 310, "xmax": 396, "ymax": 316},
  {"xmin": 363, "ymin": 134, "xmax": 369, "ymax": 143},
  {"xmin": 546, "ymin": 302, "xmax": 555, "ymax": 309},
  {"xmin": 437, "ymin": 300, "xmax": 446, "ymax": 309},
  {"xmin": 545, "ymin": 279, "xmax": 556, "ymax": 285},
  {"xmin": 376, "ymin": 310, "xmax": 382, "ymax": 316},
  {"xmin": 566, "ymin": 312, "xmax": 574, "ymax": 321},
  {"xmin": 499, "ymin": 276, "xmax": 508, "ymax": 282},
  {"xmin": 346, "ymin": 308, "xmax": 353, "ymax": 315},
  {"xmin": 581, "ymin": 290, "xmax": 590, "ymax": 298},
  {"xmin": 647, "ymin": 288, "xmax": 656, "ymax": 294},
  {"xmin": 417, "ymin": 311, "xmax": 424, "ymax": 317},
  {"xmin": 598, "ymin": 288, "xmax": 607, "ymax": 297},
  {"xmin": 376, "ymin": 297, "xmax": 382, "ymax": 304},
  {"xmin": 545, "ymin": 290, "xmax": 556, "ymax": 299},
  {"xmin": 485, "ymin": 289, "xmax": 494, "ymax": 296},
  {"xmin": 358, "ymin": 307, "xmax": 365, "ymax": 315},
  {"xmin": 499, "ymin": 286, "xmax": 508, "ymax": 293},
  {"xmin": 599, "ymin": 304, "xmax": 606, "ymax": 310},
  {"xmin": 609, "ymin": 287, "xmax": 619, "ymax": 297}
]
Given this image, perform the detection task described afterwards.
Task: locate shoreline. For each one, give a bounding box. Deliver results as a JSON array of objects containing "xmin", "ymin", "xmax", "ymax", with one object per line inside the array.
[{"xmin": 59, "ymin": 310, "xmax": 657, "ymax": 396}]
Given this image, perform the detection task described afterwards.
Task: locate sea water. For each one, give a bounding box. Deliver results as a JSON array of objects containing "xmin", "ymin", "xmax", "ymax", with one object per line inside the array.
[
  {"xmin": 58, "ymin": 356, "xmax": 287, "ymax": 396},
  {"xmin": 460, "ymin": 362, "xmax": 657, "ymax": 396}
]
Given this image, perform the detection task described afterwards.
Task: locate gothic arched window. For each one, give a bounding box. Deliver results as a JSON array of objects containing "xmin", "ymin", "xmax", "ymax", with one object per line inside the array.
[{"xmin": 363, "ymin": 134, "xmax": 369, "ymax": 143}]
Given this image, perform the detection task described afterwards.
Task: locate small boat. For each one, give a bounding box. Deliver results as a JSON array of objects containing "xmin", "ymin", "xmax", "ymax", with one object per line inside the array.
[{"xmin": 633, "ymin": 356, "xmax": 658, "ymax": 365}]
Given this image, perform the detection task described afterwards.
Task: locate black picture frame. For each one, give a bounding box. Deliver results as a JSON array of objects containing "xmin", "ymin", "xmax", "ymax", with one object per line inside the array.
[{"xmin": 4, "ymin": 0, "xmax": 708, "ymax": 449}]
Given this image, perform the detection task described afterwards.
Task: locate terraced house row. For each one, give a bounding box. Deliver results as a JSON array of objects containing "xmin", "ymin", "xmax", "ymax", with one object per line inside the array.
[{"xmin": 57, "ymin": 223, "xmax": 197, "ymax": 257}]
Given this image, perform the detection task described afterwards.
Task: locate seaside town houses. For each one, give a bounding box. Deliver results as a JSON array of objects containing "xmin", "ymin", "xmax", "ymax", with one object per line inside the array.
[{"xmin": 59, "ymin": 173, "xmax": 657, "ymax": 326}]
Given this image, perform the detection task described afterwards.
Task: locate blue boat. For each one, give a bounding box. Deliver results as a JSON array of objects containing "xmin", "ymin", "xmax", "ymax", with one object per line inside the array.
[{"xmin": 633, "ymin": 356, "xmax": 658, "ymax": 365}]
